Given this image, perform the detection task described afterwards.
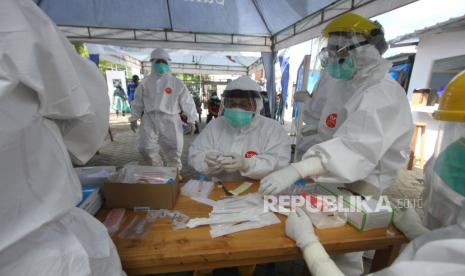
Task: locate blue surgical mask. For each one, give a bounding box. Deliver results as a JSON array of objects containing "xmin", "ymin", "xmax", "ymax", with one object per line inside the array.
[
  {"xmin": 326, "ymin": 57, "xmax": 356, "ymax": 80},
  {"xmin": 224, "ymin": 108, "xmax": 253, "ymax": 128},
  {"xmin": 153, "ymin": 63, "xmax": 169, "ymax": 75},
  {"xmin": 434, "ymin": 138, "xmax": 465, "ymax": 196}
]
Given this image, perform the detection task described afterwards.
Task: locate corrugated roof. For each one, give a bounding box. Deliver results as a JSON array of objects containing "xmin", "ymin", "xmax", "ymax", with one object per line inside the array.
[{"xmin": 390, "ymin": 14, "xmax": 465, "ymax": 46}]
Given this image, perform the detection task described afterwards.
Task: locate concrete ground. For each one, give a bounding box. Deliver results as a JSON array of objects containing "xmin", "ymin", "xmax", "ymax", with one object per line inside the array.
[{"xmin": 87, "ymin": 113, "xmax": 425, "ymax": 275}]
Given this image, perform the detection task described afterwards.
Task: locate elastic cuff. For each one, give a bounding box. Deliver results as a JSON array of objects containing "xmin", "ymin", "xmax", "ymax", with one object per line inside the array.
[
  {"xmin": 240, "ymin": 158, "xmax": 255, "ymax": 175},
  {"xmin": 291, "ymin": 156, "xmax": 328, "ymax": 179}
]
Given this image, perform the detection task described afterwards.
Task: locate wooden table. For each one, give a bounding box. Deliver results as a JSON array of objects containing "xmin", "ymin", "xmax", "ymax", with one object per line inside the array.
[{"xmin": 98, "ymin": 181, "xmax": 407, "ymax": 275}]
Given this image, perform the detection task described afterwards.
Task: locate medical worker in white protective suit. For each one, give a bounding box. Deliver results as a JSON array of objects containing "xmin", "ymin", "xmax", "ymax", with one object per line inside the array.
[
  {"xmin": 285, "ymin": 71, "xmax": 465, "ymax": 276},
  {"xmin": 0, "ymin": 0, "xmax": 123, "ymax": 275},
  {"xmin": 189, "ymin": 76, "xmax": 291, "ymax": 181},
  {"xmin": 259, "ymin": 13, "xmax": 413, "ymax": 275},
  {"xmin": 130, "ymin": 49, "xmax": 197, "ymax": 168}
]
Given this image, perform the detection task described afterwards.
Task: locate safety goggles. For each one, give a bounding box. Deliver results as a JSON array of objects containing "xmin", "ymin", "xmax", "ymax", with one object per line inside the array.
[{"xmin": 222, "ymin": 90, "xmax": 260, "ymax": 112}]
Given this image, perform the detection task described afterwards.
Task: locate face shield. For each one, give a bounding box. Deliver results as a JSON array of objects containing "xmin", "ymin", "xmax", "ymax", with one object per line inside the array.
[
  {"xmin": 221, "ymin": 89, "xmax": 261, "ymax": 128},
  {"xmin": 432, "ymin": 122, "xmax": 465, "ymax": 197},
  {"xmin": 317, "ymin": 33, "xmax": 369, "ymax": 80}
]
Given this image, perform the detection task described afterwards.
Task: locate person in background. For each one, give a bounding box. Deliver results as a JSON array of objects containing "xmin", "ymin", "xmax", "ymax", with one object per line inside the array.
[
  {"xmin": 113, "ymin": 85, "xmax": 129, "ymax": 116},
  {"xmin": 0, "ymin": 0, "xmax": 123, "ymax": 274},
  {"xmin": 207, "ymin": 91, "xmax": 221, "ymax": 123},
  {"xmin": 189, "ymin": 76, "xmax": 291, "ymax": 181},
  {"xmin": 127, "ymin": 74, "xmax": 139, "ymax": 102},
  {"xmin": 129, "ymin": 49, "xmax": 197, "ymax": 168},
  {"xmin": 259, "ymin": 13, "xmax": 414, "ymax": 275},
  {"xmin": 260, "ymin": 91, "xmax": 272, "ymax": 118},
  {"xmin": 193, "ymin": 92, "xmax": 202, "ymax": 133}
]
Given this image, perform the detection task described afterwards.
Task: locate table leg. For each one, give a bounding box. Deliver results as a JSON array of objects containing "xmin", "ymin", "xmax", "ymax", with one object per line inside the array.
[{"xmin": 370, "ymin": 244, "xmax": 402, "ymax": 273}]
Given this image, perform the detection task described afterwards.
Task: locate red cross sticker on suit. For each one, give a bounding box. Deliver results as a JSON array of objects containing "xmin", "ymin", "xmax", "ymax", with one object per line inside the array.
[
  {"xmin": 244, "ymin": 151, "xmax": 257, "ymax": 158},
  {"xmin": 325, "ymin": 113, "xmax": 337, "ymax": 128},
  {"xmin": 164, "ymin": 87, "xmax": 172, "ymax": 94}
]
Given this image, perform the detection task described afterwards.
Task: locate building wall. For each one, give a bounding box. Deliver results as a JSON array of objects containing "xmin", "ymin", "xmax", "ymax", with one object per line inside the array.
[
  {"xmin": 407, "ymin": 30, "xmax": 465, "ymax": 163},
  {"xmin": 407, "ymin": 30, "xmax": 465, "ymax": 97}
]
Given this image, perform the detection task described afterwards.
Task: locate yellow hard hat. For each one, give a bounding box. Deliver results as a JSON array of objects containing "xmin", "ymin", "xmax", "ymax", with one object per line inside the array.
[
  {"xmin": 322, "ymin": 13, "xmax": 378, "ymax": 38},
  {"xmin": 433, "ymin": 70, "xmax": 465, "ymax": 122}
]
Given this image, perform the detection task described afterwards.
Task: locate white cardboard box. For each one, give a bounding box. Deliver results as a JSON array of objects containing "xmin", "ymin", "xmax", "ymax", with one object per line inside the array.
[{"xmin": 314, "ymin": 182, "xmax": 393, "ymax": 232}]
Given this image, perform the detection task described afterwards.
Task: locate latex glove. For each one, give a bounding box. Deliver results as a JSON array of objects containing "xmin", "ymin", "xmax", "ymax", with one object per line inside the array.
[
  {"xmin": 259, "ymin": 165, "xmax": 301, "ymax": 195},
  {"xmin": 189, "ymin": 123, "xmax": 196, "ymax": 135},
  {"xmin": 205, "ymin": 151, "xmax": 223, "ymax": 172},
  {"xmin": 259, "ymin": 156, "xmax": 327, "ymax": 195},
  {"xmin": 287, "ymin": 208, "xmax": 344, "ymax": 276},
  {"xmin": 393, "ymin": 207, "xmax": 430, "ymax": 241},
  {"xmin": 219, "ymin": 153, "xmax": 252, "ymax": 173},
  {"xmin": 286, "ymin": 208, "xmax": 318, "ymax": 249},
  {"xmin": 130, "ymin": 120, "xmax": 138, "ymax": 133}
]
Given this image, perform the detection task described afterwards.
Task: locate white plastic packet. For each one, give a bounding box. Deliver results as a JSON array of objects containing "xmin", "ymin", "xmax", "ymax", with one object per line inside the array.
[
  {"xmin": 210, "ymin": 212, "xmax": 281, "ymax": 238},
  {"xmin": 181, "ymin": 179, "xmax": 214, "ymax": 198}
]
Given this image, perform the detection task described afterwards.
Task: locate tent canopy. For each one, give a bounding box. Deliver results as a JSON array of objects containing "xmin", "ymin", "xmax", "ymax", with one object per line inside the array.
[
  {"xmin": 86, "ymin": 44, "xmax": 260, "ymax": 75},
  {"xmin": 38, "ymin": 0, "xmax": 417, "ymax": 52}
]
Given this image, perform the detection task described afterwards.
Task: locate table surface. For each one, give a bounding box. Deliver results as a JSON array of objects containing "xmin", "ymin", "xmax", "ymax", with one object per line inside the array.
[{"xmin": 98, "ymin": 181, "xmax": 407, "ymax": 275}]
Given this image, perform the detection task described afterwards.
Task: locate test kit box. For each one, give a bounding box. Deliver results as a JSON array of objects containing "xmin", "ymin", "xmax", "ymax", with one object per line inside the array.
[
  {"xmin": 103, "ymin": 166, "xmax": 180, "ymax": 210},
  {"xmin": 314, "ymin": 182, "xmax": 393, "ymax": 232}
]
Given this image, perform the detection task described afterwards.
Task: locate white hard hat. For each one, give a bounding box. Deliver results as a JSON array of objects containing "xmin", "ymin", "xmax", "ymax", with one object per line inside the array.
[
  {"xmin": 225, "ymin": 76, "xmax": 261, "ymax": 92},
  {"xmin": 150, "ymin": 49, "xmax": 171, "ymax": 62}
]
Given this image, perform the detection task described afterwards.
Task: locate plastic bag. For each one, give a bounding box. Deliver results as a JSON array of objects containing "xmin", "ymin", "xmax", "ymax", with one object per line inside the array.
[
  {"xmin": 118, "ymin": 212, "xmax": 159, "ymax": 240},
  {"xmin": 113, "ymin": 164, "xmax": 177, "ymax": 184},
  {"xmin": 103, "ymin": 208, "xmax": 126, "ymax": 235}
]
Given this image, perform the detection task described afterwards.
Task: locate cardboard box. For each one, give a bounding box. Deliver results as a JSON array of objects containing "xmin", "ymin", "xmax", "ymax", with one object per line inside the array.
[
  {"xmin": 314, "ymin": 182, "xmax": 393, "ymax": 232},
  {"xmin": 103, "ymin": 166, "xmax": 180, "ymax": 210}
]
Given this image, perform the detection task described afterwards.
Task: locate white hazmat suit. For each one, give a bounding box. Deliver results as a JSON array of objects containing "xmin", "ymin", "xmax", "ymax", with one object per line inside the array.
[
  {"xmin": 286, "ymin": 203, "xmax": 465, "ymax": 276},
  {"xmin": 0, "ymin": 0, "xmax": 123, "ymax": 274},
  {"xmin": 296, "ymin": 45, "xmax": 414, "ymax": 192},
  {"xmin": 189, "ymin": 77, "xmax": 291, "ymax": 181},
  {"xmin": 130, "ymin": 49, "xmax": 197, "ymax": 168}
]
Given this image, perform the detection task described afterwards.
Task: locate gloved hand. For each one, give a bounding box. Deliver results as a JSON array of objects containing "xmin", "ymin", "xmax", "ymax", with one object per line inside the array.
[
  {"xmin": 219, "ymin": 153, "xmax": 252, "ymax": 173},
  {"xmin": 286, "ymin": 208, "xmax": 318, "ymax": 249},
  {"xmin": 259, "ymin": 165, "xmax": 301, "ymax": 195},
  {"xmin": 205, "ymin": 151, "xmax": 223, "ymax": 172},
  {"xmin": 259, "ymin": 156, "xmax": 327, "ymax": 195},
  {"xmin": 189, "ymin": 123, "xmax": 196, "ymax": 135},
  {"xmin": 130, "ymin": 120, "xmax": 138, "ymax": 133},
  {"xmin": 393, "ymin": 207, "xmax": 430, "ymax": 241},
  {"xmin": 287, "ymin": 208, "xmax": 344, "ymax": 276}
]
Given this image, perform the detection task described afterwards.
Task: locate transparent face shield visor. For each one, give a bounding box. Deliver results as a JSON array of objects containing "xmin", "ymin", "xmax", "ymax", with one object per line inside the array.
[
  {"xmin": 317, "ymin": 34, "xmax": 369, "ymax": 79},
  {"xmin": 221, "ymin": 90, "xmax": 260, "ymax": 113}
]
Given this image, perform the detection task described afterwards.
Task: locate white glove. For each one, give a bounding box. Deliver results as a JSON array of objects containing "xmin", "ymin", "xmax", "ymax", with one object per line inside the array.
[
  {"xmin": 287, "ymin": 208, "xmax": 344, "ymax": 276},
  {"xmin": 259, "ymin": 165, "xmax": 301, "ymax": 195},
  {"xmin": 286, "ymin": 208, "xmax": 318, "ymax": 249},
  {"xmin": 189, "ymin": 123, "xmax": 196, "ymax": 135},
  {"xmin": 259, "ymin": 156, "xmax": 327, "ymax": 195},
  {"xmin": 393, "ymin": 207, "xmax": 430, "ymax": 241},
  {"xmin": 205, "ymin": 151, "xmax": 223, "ymax": 173},
  {"xmin": 130, "ymin": 120, "xmax": 138, "ymax": 133},
  {"xmin": 219, "ymin": 153, "xmax": 252, "ymax": 173}
]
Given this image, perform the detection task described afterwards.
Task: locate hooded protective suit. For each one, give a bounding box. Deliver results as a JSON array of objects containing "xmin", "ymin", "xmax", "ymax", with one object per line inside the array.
[
  {"xmin": 189, "ymin": 77, "xmax": 291, "ymax": 181},
  {"xmin": 296, "ymin": 45, "xmax": 413, "ymax": 192},
  {"xmin": 130, "ymin": 49, "xmax": 197, "ymax": 168},
  {"xmin": 0, "ymin": 0, "xmax": 122, "ymax": 274}
]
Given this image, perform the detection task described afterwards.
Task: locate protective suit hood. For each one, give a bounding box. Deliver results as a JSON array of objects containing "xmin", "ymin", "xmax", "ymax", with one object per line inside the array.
[
  {"xmin": 150, "ymin": 48, "xmax": 171, "ymax": 66},
  {"xmin": 351, "ymin": 44, "xmax": 392, "ymax": 89}
]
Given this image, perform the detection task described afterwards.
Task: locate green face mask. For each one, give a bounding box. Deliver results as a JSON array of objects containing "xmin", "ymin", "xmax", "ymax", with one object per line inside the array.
[
  {"xmin": 224, "ymin": 108, "xmax": 254, "ymax": 128},
  {"xmin": 434, "ymin": 138, "xmax": 465, "ymax": 197},
  {"xmin": 326, "ymin": 57, "xmax": 356, "ymax": 80},
  {"xmin": 153, "ymin": 63, "xmax": 169, "ymax": 75}
]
